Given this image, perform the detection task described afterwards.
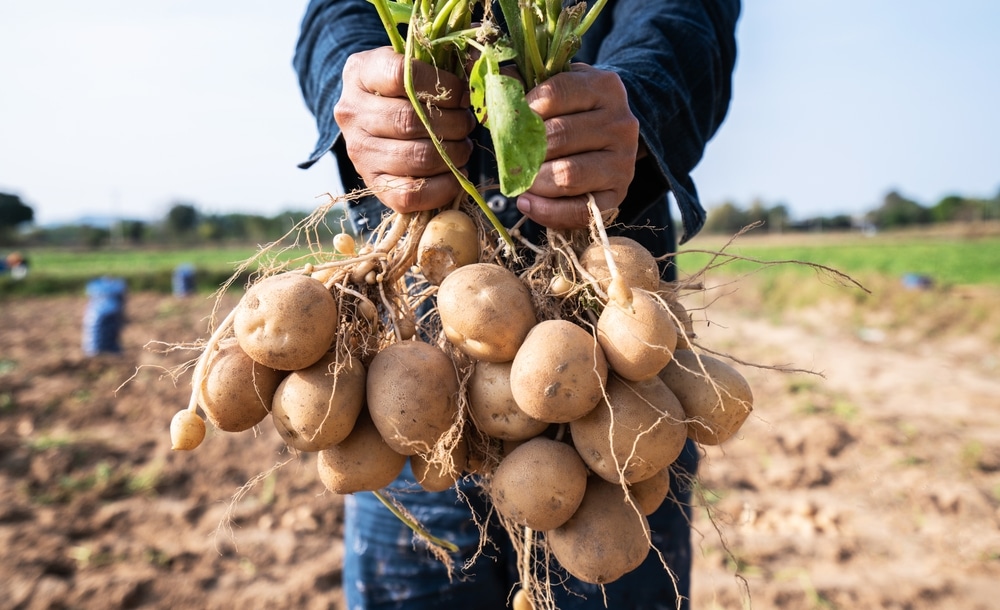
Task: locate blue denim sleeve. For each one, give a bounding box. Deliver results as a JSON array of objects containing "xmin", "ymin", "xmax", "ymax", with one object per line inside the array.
[
  {"xmin": 577, "ymin": 0, "xmax": 740, "ymax": 243},
  {"xmin": 293, "ymin": 0, "xmax": 388, "ymax": 171}
]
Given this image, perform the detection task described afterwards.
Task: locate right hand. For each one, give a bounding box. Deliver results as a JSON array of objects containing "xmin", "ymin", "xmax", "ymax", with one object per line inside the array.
[{"xmin": 335, "ymin": 47, "xmax": 475, "ymax": 213}]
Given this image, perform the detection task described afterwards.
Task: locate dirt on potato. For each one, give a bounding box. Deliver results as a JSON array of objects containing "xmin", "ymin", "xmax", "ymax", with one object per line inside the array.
[{"xmin": 1, "ymin": 284, "xmax": 999, "ymax": 609}]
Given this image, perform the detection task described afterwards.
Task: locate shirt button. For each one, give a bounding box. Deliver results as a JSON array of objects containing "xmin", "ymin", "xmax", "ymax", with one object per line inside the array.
[{"xmin": 487, "ymin": 193, "xmax": 509, "ymax": 213}]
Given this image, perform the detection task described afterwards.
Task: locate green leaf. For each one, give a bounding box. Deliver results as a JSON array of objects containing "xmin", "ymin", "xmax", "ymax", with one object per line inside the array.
[{"xmin": 484, "ymin": 72, "xmax": 546, "ymax": 197}]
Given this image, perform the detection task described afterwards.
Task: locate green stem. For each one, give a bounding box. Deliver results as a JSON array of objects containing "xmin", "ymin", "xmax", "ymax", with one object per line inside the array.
[
  {"xmin": 575, "ymin": 0, "xmax": 609, "ymax": 38},
  {"xmin": 373, "ymin": 490, "xmax": 459, "ymax": 553},
  {"xmin": 369, "ymin": 0, "xmax": 406, "ymax": 53},
  {"xmin": 402, "ymin": 29, "xmax": 515, "ymax": 248},
  {"xmin": 520, "ymin": 3, "xmax": 546, "ymax": 87}
]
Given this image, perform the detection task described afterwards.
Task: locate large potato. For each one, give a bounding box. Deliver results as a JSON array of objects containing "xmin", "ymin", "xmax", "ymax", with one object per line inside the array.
[
  {"xmin": 366, "ymin": 340, "xmax": 460, "ymax": 456},
  {"xmin": 489, "ymin": 437, "xmax": 588, "ymax": 531},
  {"xmin": 233, "ymin": 273, "xmax": 338, "ymax": 371},
  {"xmin": 468, "ymin": 361, "xmax": 549, "ymax": 441},
  {"xmin": 510, "ymin": 319, "xmax": 608, "ymax": 424},
  {"xmin": 199, "ymin": 338, "xmax": 284, "ymax": 432},
  {"xmin": 271, "ymin": 351, "xmax": 365, "ymax": 452},
  {"xmin": 596, "ymin": 289, "xmax": 678, "ymax": 381},
  {"xmin": 316, "ymin": 409, "xmax": 407, "ymax": 494},
  {"xmin": 570, "ymin": 374, "xmax": 687, "ymax": 484},
  {"xmin": 547, "ymin": 476, "xmax": 650, "ymax": 584},
  {"xmin": 658, "ymin": 349, "xmax": 754, "ymax": 445},
  {"xmin": 579, "ymin": 236, "xmax": 660, "ymax": 293},
  {"xmin": 437, "ymin": 263, "xmax": 537, "ymax": 362}
]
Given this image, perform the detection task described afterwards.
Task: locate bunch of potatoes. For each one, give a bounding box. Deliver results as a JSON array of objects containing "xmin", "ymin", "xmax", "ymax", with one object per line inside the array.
[{"xmin": 169, "ymin": 207, "xmax": 755, "ymax": 589}]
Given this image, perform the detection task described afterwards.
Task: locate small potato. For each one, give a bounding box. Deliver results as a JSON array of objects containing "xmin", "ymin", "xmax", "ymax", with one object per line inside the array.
[
  {"xmin": 366, "ymin": 340, "xmax": 460, "ymax": 456},
  {"xmin": 547, "ymin": 476, "xmax": 650, "ymax": 584},
  {"xmin": 629, "ymin": 467, "xmax": 671, "ymax": 516},
  {"xmin": 597, "ymin": 290, "xmax": 677, "ymax": 381},
  {"xmin": 490, "ymin": 437, "xmax": 588, "ymax": 531},
  {"xmin": 570, "ymin": 374, "xmax": 686, "ymax": 484},
  {"xmin": 510, "ymin": 319, "xmax": 608, "ymax": 424},
  {"xmin": 317, "ymin": 409, "xmax": 407, "ymax": 494},
  {"xmin": 579, "ymin": 237, "xmax": 660, "ymax": 294},
  {"xmin": 234, "ymin": 273, "xmax": 339, "ymax": 371},
  {"xmin": 271, "ymin": 352, "xmax": 366, "ymax": 452},
  {"xmin": 658, "ymin": 349, "xmax": 754, "ymax": 445},
  {"xmin": 437, "ymin": 263, "xmax": 537, "ymax": 363},
  {"xmin": 468, "ymin": 361, "xmax": 549, "ymax": 441},
  {"xmin": 417, "ymin": 209, "xmax": 480, "ymax": 284},
  {"xmin": 199, "ymin": 338, "xmax": 285, "ymax": 432},
  {"xmin": 410, "ymin": 438, "xmax": 468, "ymax": 492}
]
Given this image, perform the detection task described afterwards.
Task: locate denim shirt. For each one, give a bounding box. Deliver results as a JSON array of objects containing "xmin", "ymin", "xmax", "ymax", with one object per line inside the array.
[{"xmin": 293, "ymin": 0, "xmax": 739, "ymax": 257}]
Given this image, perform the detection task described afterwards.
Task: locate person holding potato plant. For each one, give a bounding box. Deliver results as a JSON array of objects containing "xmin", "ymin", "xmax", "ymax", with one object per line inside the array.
[{"xmin": 294, "ymin": 0, "xmax": 739, "ymax": 608}]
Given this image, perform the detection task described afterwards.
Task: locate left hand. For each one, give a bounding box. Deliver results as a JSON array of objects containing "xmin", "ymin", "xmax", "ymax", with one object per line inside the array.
[{"xmin": 515, "ymin": 64, "xmax": 640, "ymax": 230}]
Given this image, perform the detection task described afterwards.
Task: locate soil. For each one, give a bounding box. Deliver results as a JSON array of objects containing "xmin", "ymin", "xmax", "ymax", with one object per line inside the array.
[{"xmin": 1, "ymin": 285, "xmax": 998, "ymax": 609}]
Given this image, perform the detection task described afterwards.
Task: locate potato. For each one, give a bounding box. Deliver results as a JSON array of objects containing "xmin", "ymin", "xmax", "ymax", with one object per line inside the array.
[
  {"xmin": 366, "ymin": 340, "xmax": 460, "ymax": 456},
  {"xmin": 570, "ymin": 374, "xmax": 686, "ymax": 484},
  {"xmin": 510, "ymin": 320, "xmax": 608, "ymax": 424},
  {"xmin": 579, "ymin": 236, "xmax": 660, "ymax": 293},
  {"xmin": 657, "ymin": 281, "xmax": 696, "ymax": 350},
  {"xmin": 233, "ymin": 273, "xmax": 338, "ymax": 371},
  {"xmin": 658, "ymin": 349, "xmax": 754, "ymax": 445},
  {"xmin": 198, "ymin": 338, "xmax": 284, "ymax": 432},
  {"xmin": 489, "ymin": 437, "xmax": 588, "ymax": 531},
  {"xmin": 271, "ymin": 351, "xmax": 365, "ymax": 452},
  {"xmin": 410, "ymin": 437, "xmax": 468, "ymax": 492},
  {"xmin": 417, "ymin": 209, "xmax": 480, "ymax": 285},
  {"xmin": 596, "ymin": 289, "xmax": 677, "ymax": 381},
  {"xmin": 468, "ymin": 361, "xmax": 549, "ymax": 441},
  {"xmin": 437, "ymin": 263, "xmax": 537, "ymax": 362},
  {"xmin": 547, "ymin": 476, "xmax": 650, "ymax": 584},
  {"xmin": 317, "ymin": 409, "xmax": 407, "ymax": 494},
  {"xmin": 629, "ymin": 467, "xmax": 671, "ymax": 516}
]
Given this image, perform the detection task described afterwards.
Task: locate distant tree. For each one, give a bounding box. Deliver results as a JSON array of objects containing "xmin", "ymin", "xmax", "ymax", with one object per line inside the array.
[
  {"xmin": 704, "ymin": 201, "xmax": 749, "ymax": 234},
  {"xmin": 867, "ymin": 190, "xmax": 930, "ymax": 229},
  {"xmin": 166, "ymin": 202, "xmax": 199, "ymax": 236},
  {"xmin": 120, "ymin": 220, "xmax": 146, "ymax": 245},
  {"xmin": 0, "ymin": 192, "xmax": 35, "ymax": 244}
]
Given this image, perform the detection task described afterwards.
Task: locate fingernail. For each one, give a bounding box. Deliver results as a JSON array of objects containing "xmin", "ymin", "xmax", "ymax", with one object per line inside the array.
[{"xmin": 516, "ymin": 196, "xmax": 531, "ymax": 215}]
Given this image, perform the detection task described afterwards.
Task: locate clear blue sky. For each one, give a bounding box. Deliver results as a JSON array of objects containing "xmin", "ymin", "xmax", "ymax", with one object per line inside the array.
[{"xmin": 2, "ymin": 1, "xmax": 998, "ymax": 226}]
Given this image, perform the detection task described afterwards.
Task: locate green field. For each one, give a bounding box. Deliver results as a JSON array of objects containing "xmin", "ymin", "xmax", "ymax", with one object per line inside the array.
[
  {"xmin": 3, "ymin": 229, "xmax": 999, "ymax": 298},
  {"xmin": 676, "ymin": 231, "xmax": 1000, "ymax": 286}
]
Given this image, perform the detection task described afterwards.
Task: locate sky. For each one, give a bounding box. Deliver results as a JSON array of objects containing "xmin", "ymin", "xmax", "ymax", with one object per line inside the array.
[{"xmin": 1, "ymin": 1, "xmax": 999, "ymax": 227}]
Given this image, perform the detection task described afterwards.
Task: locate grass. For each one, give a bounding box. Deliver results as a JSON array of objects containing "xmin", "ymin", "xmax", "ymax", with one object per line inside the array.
[{"xmin": 677, "ymin": 229, "xmax": 1000, "ymax": 287}]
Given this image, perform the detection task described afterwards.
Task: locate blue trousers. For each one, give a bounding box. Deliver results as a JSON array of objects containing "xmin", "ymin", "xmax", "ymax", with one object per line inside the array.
[{"xmin": 343, "ymin": 440, "xmax": 698, "ymax": 609}]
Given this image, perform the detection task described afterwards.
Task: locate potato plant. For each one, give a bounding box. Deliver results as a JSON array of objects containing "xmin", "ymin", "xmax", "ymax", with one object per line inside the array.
[{"xmin": 165, "ymin": 2, "xmax": 758, "ymax": 608}]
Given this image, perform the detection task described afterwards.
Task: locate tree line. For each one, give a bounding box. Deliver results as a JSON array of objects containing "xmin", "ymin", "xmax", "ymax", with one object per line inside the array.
[
  {"xmin": 2, "ymin": 186, "xmax": 998, "ymax": 249},
  {"xmin": 0, "ymin": 197, "xmax": 346, "ymax": 249},
  {"xmin": 703, "ymin": 188, "xmax": 1000, "ymax": 235}
]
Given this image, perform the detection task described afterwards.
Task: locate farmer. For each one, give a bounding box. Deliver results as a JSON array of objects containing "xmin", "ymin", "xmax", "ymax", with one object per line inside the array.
[{"xmin": 294, "ymin": 1, "xmax": 740, "ymax": 608}]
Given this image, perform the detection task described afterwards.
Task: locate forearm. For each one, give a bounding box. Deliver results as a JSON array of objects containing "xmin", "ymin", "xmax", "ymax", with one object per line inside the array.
[
  {"xmin": 587, "ymin": 0, "xmax": 740, "ymax": 242},
  {"xmin": 294, "ymin": 0, "xmax": 391, "ymax": 169}
]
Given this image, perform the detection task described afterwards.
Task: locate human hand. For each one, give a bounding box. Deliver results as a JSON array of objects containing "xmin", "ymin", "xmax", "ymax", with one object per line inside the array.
[
  {"xmin": 335, "ymin": 47, "xmax": 475, "ymax": 213},
  {"xmin": 515, "ymin": 64, "xmax": 640, "ymax": 230}
]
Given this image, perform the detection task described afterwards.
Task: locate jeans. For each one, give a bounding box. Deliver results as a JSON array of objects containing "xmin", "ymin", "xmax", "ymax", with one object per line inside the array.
[{"xmin": 343, "ymin": 441, "xmax": 699, "ymax": 609}]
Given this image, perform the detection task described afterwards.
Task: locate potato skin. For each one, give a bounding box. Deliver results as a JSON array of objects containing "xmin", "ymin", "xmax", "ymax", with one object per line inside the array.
[
  {"xmin": 271, "ymin": 352, "xmax": 365, "ymax": 452},
  {"xmin": 417, "ymin": 209, "xmax": 480, "ymax": 285},
  {"xmin": 658, "ymin": 349, "xmax": 754, "ymax": 445},
  {"xmin": 234, "ymin": 273, "xmax": 338, "ymax": 371},
  {"xmin": 547, "ymin": 477, "xmax": 650, "ymax": 584},
  {"xmin": 510, "ymin": 320, "xmax": 608, "ymax": 424},
  {"xmin": 199, "ymin": 339, "xmax": 284, "ymax": 432},
  {"xmin": 468, "ymin": 361, "xmax": 549, "ymax": 441},
  {"xmin": 410, "ymin": 438, "xmax": 468, "ymax": 492},
  {"xmin": 597, "ymin": 290, "xmax": 678, "ymax": 381},
  {"xmin": 579, "ymin": 237, "xmax": 660, "ymax": 293},
  {"xmin": 317, "ymin": 409, "xmax": 407, "ymax": 494},
  {"xmin": 629, "ymin": 467, "xmax": 671, "ymax": 516},
  {"xmin": 490, "ymin": 437, "xmax": 588, "ymax": 531},
  {"xmin": 571, "ymin": 374, "xmax": 686, "ymax": 484},
  {"xmin": 366, "ymin": 340, "xmax": 460, "ymax": 456},
  {"xmin": 437, "ymin": 263, "xmax": 537, "ymax": 363}
]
